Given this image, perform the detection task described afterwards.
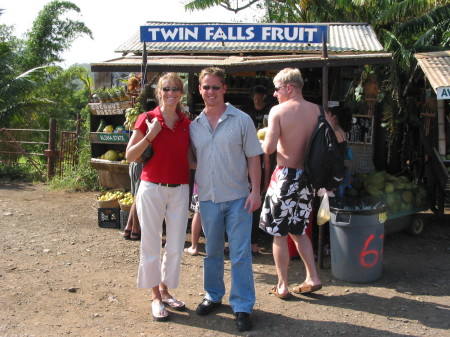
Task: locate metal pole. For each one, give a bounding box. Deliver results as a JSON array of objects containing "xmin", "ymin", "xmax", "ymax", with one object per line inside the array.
[
  {"xmin": 318, "ymin": 32, "xmax": 329, "ymax": 269},
  {"xmin": 142, "ymin": 42, "xmax": 148, "ymax": 86},
  {"xmin": 322, "ymin": 32, "xmax": 329, "ymax": 111}
]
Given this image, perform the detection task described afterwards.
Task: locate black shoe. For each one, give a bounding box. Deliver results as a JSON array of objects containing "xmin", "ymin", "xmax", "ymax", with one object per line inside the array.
[
  {"xmin": 195, "ymin": 299, "xmax": 222, "ymax": 316},
  {"xmin": 235, "ymin": 312, "xmax": 252, "ymax": 331}
]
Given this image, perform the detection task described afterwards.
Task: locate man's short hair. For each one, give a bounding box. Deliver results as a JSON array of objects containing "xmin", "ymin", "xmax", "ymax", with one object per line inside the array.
[
  {"xmin": 199, "ymin": 67, "xmax": 226, "ymax": 85},
  {"xmin": 273, "ymin": 68, "xmax": 304, "ymax": 89},
  {"xmin": 251, "ymin": 85, "xmax": 267, "ymax": 97}
]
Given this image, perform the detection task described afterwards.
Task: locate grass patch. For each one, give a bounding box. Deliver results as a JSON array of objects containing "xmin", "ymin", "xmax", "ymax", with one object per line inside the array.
[{"xmin": 0, "ymin": 163, "xmax": 46, "ymax": 182}]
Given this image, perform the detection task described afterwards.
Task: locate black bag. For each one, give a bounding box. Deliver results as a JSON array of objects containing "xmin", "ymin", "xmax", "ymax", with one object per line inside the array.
[
  {"xmin": 135, "ymin": 112, "xmax": 153, "ymax": 164},
  {"xmin": 304, "ymin": 105, "xmax": 344, "ymax": 191}
]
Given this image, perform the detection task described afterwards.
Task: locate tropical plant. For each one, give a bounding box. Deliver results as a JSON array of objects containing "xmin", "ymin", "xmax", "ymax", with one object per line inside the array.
[
  {"xmin": 185, "ymin": 0, "xmax": 450, "ymax": 167},
  {"xmin": 0, "ymin": 51, "xmax": 54, "ymax": 127},
  {"xmin": 1, "ymin": 2, "xmax": 97, "ymax": 186},
  {"xmin": 21, "ymin": 0, "xmax": 92, "ymax": 70}
]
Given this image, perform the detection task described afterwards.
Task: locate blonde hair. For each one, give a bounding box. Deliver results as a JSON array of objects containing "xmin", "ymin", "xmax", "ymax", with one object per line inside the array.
[
  {"xmin": 199, "ymin": 67, "xmax": 226, "ymax": 85},
  {"xmin": 273, "ymin": 68, "xmax": 304, "ymax": 89},
  {"xmin": 155, "ymin": 72, "xmax": 184, "ymax": 111}
]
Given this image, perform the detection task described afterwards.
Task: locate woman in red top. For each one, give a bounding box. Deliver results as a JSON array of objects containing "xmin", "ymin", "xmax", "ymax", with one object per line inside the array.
[{"xmin": 126, "ymin": 73, "xmax": 191, "ymax": 321}]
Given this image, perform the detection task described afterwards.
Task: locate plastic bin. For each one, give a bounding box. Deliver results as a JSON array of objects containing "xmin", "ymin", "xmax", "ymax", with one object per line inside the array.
[
  {"xmin": 98, "ymin": 208, "xmax": 120, "ymax": 229},
  {"xmin": 329, "ymin": 199, "xmax": 387, "ymax": 283}
]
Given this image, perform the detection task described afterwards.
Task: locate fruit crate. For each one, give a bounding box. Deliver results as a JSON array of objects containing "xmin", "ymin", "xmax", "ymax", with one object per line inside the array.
[
  {"xmin": 120, "ymin": 210, "xmax": 129, "ymax": 231},
  {"xmin": 339, "ymin": 186, "xmax": 428, "ymax": 220},
  {"xmin": 96, "ymin": 189, "xmax": 125, "ymax": 208},
  {"xmin": 98, "ymin": 208, "xmax": 121, "ymax": 229}
]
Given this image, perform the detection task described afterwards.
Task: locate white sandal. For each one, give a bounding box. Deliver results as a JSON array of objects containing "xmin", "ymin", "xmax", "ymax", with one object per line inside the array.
[
  {"xmin": 162, "ymin": 297, "xmax": 186, "ymax": 311},
  {"xmin": 151, "ymin": 300, "xmax": 169, "ymax": 321}
]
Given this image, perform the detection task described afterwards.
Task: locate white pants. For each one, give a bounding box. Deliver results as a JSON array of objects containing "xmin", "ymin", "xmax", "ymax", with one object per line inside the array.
[{"xmin": 136, "ymin": 181, "xmax": 189, "ymax": 289}]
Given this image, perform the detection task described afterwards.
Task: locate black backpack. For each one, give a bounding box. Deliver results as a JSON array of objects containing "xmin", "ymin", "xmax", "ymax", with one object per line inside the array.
[{"xmin": 304, "ymin": 105, "xmax": 345, "ymax": 191}]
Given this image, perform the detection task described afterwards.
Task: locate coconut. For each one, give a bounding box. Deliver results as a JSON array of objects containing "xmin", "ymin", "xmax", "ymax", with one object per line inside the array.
[{"xmin": 104, "ymin": 150, "xmax": 119, "ymax": 161}]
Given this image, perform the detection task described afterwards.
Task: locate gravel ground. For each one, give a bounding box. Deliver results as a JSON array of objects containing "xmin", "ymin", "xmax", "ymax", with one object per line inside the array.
[{"xmin": 1, "ymin": 182, "xmax": 449, "ymax": 337}]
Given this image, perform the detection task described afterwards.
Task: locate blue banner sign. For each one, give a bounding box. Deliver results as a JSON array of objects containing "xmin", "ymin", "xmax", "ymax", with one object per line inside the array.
[{"xmin": 140, "ymin": 24, "xmax": 328, "ymax": 43}]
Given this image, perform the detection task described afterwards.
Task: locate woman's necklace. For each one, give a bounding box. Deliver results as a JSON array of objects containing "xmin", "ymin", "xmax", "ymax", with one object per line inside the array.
[{"xmin": 162, "ymin": 111, "xmax": 179, "ymax": 129}]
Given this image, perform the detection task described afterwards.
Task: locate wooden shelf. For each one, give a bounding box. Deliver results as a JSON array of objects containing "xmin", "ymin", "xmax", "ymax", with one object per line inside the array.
[{"xmin": 90, "ymin": 159, "xmax": 129, "ymax": 172}]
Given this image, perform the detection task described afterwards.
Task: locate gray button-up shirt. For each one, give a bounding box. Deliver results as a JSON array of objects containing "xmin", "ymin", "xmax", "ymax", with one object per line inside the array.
[{"xmin": 190, "ymin": 103, "xmax": 263, "ymax": 203}]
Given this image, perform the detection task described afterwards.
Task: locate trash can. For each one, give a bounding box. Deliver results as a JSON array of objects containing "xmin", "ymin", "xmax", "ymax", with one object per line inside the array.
[{"xmin": 329, "ymin": 199, "xmax": 387, "ymax": 283}]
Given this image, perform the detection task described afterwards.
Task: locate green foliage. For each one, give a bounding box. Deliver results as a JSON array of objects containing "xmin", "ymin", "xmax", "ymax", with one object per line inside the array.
[
  {"xmin": 0, "ymin": 0, "xmax": 93, "ymax": 128},
  {"xmin": 185, "ymin": 0, "xmax": 260, "ymax": 13},
  {"xmin": 22, "ymin": 0, "xmax": 92, "ymax": 69},
  {"xmin": 0, "ymin": 54, "xmax": 55, "ymax": 127},
  {"xmin": 49, "ymin": 141, "xmax": 101, "ymax": 192},
  {"xmin": 1, "ymin": 2, "xmax": 98, "ymax": 190},
  {"xmin": 0, "ymin": 162, "xmax": 46, "ymax": 182},
  {"xmin": 30, "ymin": 65, "xmax": 90, "ymax": 129}
]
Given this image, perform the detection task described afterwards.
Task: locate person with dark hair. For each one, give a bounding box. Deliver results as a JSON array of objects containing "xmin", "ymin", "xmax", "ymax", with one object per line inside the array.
[
  {"xmin": 245, "ymin": 85, "xmax": 273, "ymax": 128},
  {"xmin": 190, "ymin": 67, "xmax": 263, "ymax": 332},
  {"xmin": 244, "ymin": 85, "xmax": 275, "ymax": 254},
  {"xmin": 126, "ymin": 72, "xmax": 191, "ymax": 322}
]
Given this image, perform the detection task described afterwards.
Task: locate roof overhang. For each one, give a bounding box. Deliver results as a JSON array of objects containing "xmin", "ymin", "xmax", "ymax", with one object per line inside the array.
[
  {"xmin": 91, "ymin": 53, "xmax": 392, "ymax": 73},
  {"xmin": 415, "ymin": 51, "xmax": 450, "ymax": 100}
]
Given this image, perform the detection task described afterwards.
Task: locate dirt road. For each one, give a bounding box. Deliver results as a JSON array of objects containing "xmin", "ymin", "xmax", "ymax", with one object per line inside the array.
[{"xmin": 0, "ymin": 182, "xmax": 449, "ymax": 336}]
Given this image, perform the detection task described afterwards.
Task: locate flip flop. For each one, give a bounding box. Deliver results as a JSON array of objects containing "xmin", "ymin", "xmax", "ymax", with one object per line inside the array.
[
  {"xmin": 292, "ymin": 283, "xmax": 322, "ymax": 294},
  {"xmin": 270, "ymin": 286, "xmax": 290, "ymax": 299},
  {"xmin": 151, "ymin": 301, "xmax": 169, "ymax": 321},
  {"xmin": 162, "ymin": 297, "xmax": 186, "ymax": 311},
  {"xmin": 184, "ymin": 248, "xmax": 198, "ymax": 256},
  {"xmin": 122, "ymin": 229, "xmax": 131, "ymax": 240},
  {"xmin": 129, "ymin": 232, "xmax": 141, "ymax": 241}
]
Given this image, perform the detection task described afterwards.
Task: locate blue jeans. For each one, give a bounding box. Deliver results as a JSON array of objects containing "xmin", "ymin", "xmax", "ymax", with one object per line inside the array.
[{"xmin": 199, "ymin": 197, "xmax": 255, "ymax": 313}]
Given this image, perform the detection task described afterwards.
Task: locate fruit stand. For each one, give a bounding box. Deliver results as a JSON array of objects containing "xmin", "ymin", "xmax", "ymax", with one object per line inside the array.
[
  {"xmin": 89, "ymin": 97, "xmax": 132, "ymax": 190},
  {"xmin": 344, "ymin": 170, "xmax": 429, "ymax": 236}
]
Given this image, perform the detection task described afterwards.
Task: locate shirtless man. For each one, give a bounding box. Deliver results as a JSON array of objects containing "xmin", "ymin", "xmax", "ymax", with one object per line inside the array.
[{"xmin": 260, "ymin": 68, "xmax": 322, "ymax": 299}]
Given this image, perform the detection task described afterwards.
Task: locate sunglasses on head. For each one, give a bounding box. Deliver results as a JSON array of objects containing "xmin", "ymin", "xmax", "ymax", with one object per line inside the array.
[
  {"xmin": 162, "ymin": 87, "xmax": 181, "ymax": 92},
  {"xmin": 202, "ymin": 85, "xmax": 221, "ymax": 91}
]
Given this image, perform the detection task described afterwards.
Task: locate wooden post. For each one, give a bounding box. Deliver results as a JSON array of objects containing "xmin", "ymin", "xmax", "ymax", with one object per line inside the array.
[
  {"xmin": 47, "ymin": 118, "xmax": 57, "ymax": 179},
  {"xmin": 75, "ymin": 113, "xmax": 81, "ymax": 165}
]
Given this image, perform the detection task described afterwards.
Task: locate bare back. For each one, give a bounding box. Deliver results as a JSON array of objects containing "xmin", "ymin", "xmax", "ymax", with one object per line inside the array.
[{"xmin": 273, "ymin": 99, "xmax": 320, "ymax": 169}]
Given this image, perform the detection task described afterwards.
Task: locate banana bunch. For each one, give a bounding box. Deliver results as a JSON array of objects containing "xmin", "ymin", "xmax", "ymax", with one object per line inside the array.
[{"xmin": 124, "ymin": 102, "xmax": 143, "ymax": 131}]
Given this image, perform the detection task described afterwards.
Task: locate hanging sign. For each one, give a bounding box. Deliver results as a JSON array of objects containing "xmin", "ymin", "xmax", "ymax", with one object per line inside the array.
[
  {"xmin": 437, "ymin": 86, "xmax": 450, "ymax": 100},
  {"xmin": 140, "ymin": 24, "xmax": 328, "ymax": 44}
]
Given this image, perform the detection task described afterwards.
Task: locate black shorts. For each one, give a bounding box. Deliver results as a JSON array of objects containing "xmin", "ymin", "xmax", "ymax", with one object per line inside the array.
[{"xmin": 259, "ymin": 166, "xmax": 314, "ymax": 236}]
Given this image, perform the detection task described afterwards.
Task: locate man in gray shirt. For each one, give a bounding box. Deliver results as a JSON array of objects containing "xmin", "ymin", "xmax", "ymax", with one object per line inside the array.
[{"xmin": 190, "ymin": 67, "xmax": 263, "ymax": 332}]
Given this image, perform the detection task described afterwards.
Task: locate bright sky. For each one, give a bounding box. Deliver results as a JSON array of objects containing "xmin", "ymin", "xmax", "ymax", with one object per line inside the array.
[{"xmin": 1, "ymin": 0, "xmax": 261, "ymax": 67}]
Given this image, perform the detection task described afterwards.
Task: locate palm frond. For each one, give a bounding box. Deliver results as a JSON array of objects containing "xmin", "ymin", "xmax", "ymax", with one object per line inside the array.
[
  {"xmin": 380, "ymin": 0, "xmax": 436, "ymax": 25},
  {"xmin": 184, "ymin": 0, "xmax": 259, "ymax": 13},
  {"xmin": 395, "ymin": 4, "xmax": 450, "ymax": 37},
  {"xmin": 380, "ymin": 29, "xmax": 413, "ymax": 73},
  {"xmin": 184, "ymin": 0, "xmax": 225, "ymax": 11}
]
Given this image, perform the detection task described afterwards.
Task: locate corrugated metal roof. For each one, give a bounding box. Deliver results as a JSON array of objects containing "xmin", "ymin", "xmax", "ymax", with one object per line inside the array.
[
  {"xmin": 415, "ymin": 51, "xmax": 450, "ymax": 92},
  {"xmin": 114, "ymin": 22, "xmax": 385, "ymax": 55},
  {"xmin": 91, "ymin": 52, "xmax": 391, "ymax": 73}
]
